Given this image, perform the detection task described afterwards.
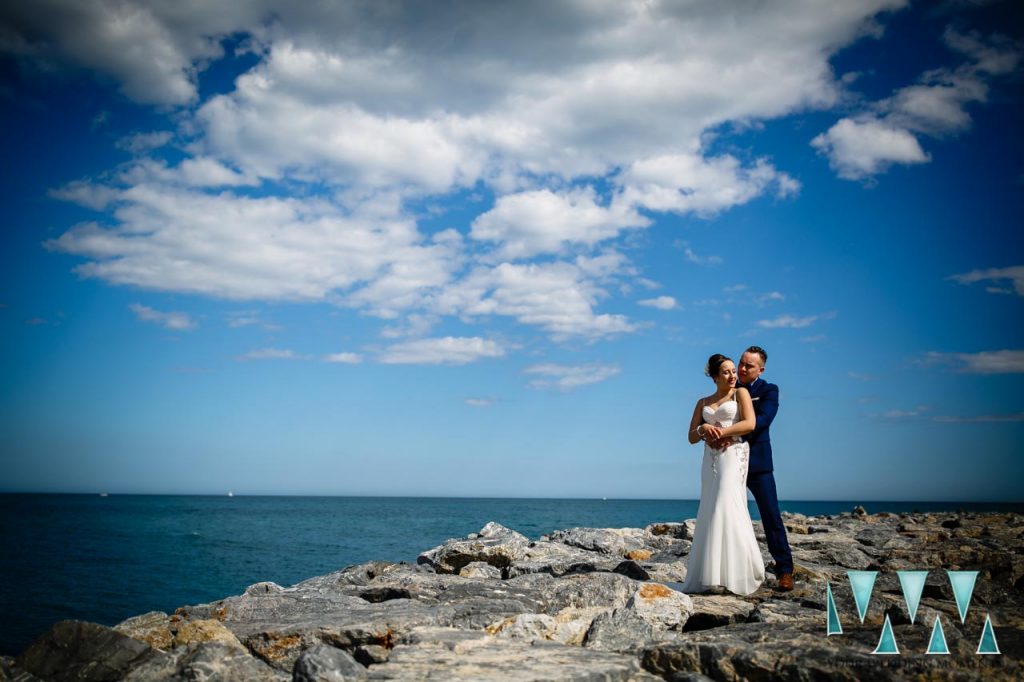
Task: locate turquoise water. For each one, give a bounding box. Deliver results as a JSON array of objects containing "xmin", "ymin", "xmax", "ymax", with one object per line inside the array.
[{"xmin": 1, "ymin": 494, "xmax": 1020, "ymax": 655}]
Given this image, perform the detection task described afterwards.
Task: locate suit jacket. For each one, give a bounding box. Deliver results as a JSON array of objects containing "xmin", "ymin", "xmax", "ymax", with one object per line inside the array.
[{"xmin": 740, "ymin": 377, "xmax": 778, "ymax": 473}]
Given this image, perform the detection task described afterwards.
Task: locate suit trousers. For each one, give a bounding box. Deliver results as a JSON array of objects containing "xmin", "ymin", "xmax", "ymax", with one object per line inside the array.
[{"xmin": 746, "ymin": 470, "xmax": 793, "ymax": 575}]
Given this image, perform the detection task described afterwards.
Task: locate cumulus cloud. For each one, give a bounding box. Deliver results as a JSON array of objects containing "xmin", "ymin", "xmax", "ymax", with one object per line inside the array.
[
  {"xmin": 128, "ymin": 303, "xmax": 196, "ymax": 330},
  {"xmin": 378, "ymin": 336, "xmax": 505, "ymax": 365},
  {"xmin": 923, "ymin": 350, "xmax": 1024, "ymax": 374},
  {"xmin": 19, "ymin": 0, "xmax": 922, "ymax": 344},
  {"xmin": 434, "ymin": 258, "xmax": 635, "ymax": 340},
  {"xmin": 638, "ymin": 296, "xmax": 678, "ymax": 311},
  {"xmin": 813, "ymin": 29, "xmax": 1020, "ymax": 180},
  {"xmin": 811, "ymin": 117, "xmax": 929, "ymax": 179},
  {"xmin": 470, "ymin": 187, "xmax": 648, "ymax": 259},
  {"xmin": 619, "ymin": 153, "xmax": 800, "ymax": 218},
  {"xmin": 524, "ymin": 363, "xmax": 621, "ymax": 391},
  {"xmin": 948, "ymin": 265, "xmax": 1024, "ymax": 296}
]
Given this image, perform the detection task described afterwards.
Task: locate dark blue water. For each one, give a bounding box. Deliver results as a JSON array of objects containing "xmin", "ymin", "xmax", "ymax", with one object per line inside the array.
[{"xmin": 2, "ymin": 494, "xmax": 1020, "ymax": 656}]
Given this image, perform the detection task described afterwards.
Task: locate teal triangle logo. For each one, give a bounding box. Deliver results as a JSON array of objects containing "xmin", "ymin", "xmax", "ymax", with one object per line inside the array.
[
  {"xmin": 847, "ymin": 570, "xmax": 877, "ymax": 623},
  {"xmin": 872, "ymin": 614, "xmax": 900, "ymax": 654},
  {"xmin": 947, "ymin": 570, "xmax": 978, "ymax": 623},
  {"xmin": 897, "ymin": 570, "xmax": 928, "ymax": 624},
  {"xmin": 926, "ymin": 615, "xmax": 950, "ymax": 655},
  {"xmin": 826, "ymin": 581, "xmax": 842, "ymax": 635},
  {"xmin": 977, "ymin": 614, "xmax": 1000, "ymax": 655}
]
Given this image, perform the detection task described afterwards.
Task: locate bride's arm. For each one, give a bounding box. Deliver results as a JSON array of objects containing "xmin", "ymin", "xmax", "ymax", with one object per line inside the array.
[
  {"xmin": 687, "ymin": 399, "xmax": 707, "ymax": 444},
  {"xmin": 717, "ymin": 388, "xmax": 755, "ymax": 438}
]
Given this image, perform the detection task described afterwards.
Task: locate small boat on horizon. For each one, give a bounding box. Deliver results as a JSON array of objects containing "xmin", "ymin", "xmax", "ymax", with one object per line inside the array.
[{"xmin": 227, "ymin": 491, "xmax": 234, "ymax": 497}]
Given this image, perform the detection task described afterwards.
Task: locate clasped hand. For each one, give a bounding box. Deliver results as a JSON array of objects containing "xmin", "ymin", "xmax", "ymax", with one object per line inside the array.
[{"xmin": 701, "ymin": 424, "xmax": 732, "ymax": 450}]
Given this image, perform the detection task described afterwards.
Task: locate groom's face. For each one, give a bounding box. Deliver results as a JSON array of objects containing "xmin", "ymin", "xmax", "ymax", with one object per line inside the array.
[{"xmin": 738, "ymin": 352, "xmax": 765, "ymax": 385}]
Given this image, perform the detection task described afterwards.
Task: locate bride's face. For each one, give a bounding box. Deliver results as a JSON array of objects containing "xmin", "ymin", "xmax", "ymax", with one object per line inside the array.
[{"xmin": 716, "ymin": 361, "xmax": 737, "ymax": 390}]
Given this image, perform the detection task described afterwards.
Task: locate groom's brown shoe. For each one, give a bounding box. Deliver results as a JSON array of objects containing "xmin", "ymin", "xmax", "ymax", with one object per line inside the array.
[{"xmin": 777, "ymin": 573, "xmax": 794, "ymax": 591}]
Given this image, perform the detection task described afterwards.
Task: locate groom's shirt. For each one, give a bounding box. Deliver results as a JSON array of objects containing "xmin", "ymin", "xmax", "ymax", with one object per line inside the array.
[{"xmin": 739, "ymin": 377, "xmax": 779, "ymax": 473}]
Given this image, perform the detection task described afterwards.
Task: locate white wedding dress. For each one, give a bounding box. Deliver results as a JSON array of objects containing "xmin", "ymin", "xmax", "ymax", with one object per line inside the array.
[{"xmin": 681, "ymin": 400, "xmax": 765, "ymax": 595}]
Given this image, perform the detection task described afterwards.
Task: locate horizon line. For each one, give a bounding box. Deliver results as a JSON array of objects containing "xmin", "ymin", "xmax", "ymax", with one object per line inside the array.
[{"xmin": 1, "ymin": 491, "xmax": 1022, "ymax": 505}]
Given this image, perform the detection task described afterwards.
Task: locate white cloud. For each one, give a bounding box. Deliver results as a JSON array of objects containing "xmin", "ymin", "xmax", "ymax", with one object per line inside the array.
[
  {"xmin": 49, "ymin": 181, "xmax": 121, "ymax": 211},
  {"xmin": 21, "ymin": 0, "xmax": 927, "ymax": 345},
  {"xmin": 524, "ymin": 363, "xmax": 621, "ymax": 391},
  {"xmin": 323, "ymin": 352, "xmax": 363, "ymax": 364},
  {"xmin": 924, "ymin": 350, "xmax": 1024, "ymax": 374},
  {"xmin": 465, "ymin": 398, "xmax": 495, "ymax": 407},
  {"xmin": 237, "ymin": 347, "xmax": 306, "ymax": 361},
  {"xmin": 618, "ymin": 153, "xmax": 799, "ymax": 218},
  {"xmin": 811, "ymin": 117, "xmax": 929, "ymax": 179},
  {"xmin": 757, "ymin": 312, "xmax": 832, "ymax": 329},
  {"xmin": 470, "ymin": 187, "xmax": 648, "ymax": 259},
  {"xmin": 948, "ymin": 265, "xmax": 1024, "ymax": 297},
  {"xmin": 378, "ymin": 336, "xmax": 505, "ymax": 365},
  {"xmin": 128, "ymin": 303, "xmax": 196, "ymax": 331},
  {"xmin": 813, "ymin": 29, "xmax": 1020, "ymax": 180},
  {"xmin": 116, "ymin": 131, "xmax": 173, "ymax": 154},
  {"xmin": 47, "ymin": 185, "xmax": 456, "ymax": 304},
  {"xmin": 638, "ymin": 296, "xmax": 678, "ymax": 311},
  {"xmin": 434, "ymin": 259, "xmax": 635, "ymax": 340}
]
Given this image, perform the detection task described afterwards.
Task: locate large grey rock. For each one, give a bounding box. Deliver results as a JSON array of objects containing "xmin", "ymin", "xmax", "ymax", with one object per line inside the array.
[
  {"xmin": 584, "ymin": 583, "xmax": 693, "ymax": 653},
  {"xmin": 293, "ymin": 644, "xmax": 367, "ymax": 681},
  {"xmin": 418, "ymin": 522, "xmax": 531, "ymax": 574},
  {"xmin": 15, "ymin": 621, "xmax": 161, "ymax": 681},
  {"xmin": 364, "ymin": 627, "xmax": 660, "ymax": 680},
  {"xmin": 123, "ymin": 641, "xmax": 288, "ymax": 681},
  {"xmin": 543, "ymin": 527, "xmax": 650, "ymax": 557}
]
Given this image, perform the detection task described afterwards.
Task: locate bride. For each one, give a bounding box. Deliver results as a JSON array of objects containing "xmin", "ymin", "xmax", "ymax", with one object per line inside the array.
[{"xmin": 680, "ymin": 353, "xmax": 765, "ymax": 595}]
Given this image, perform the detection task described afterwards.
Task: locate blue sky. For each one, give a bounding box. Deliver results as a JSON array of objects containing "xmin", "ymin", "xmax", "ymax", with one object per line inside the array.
[{"xmin": 1, "ymin": 1, "xmax": 1021, "ymax": 501}]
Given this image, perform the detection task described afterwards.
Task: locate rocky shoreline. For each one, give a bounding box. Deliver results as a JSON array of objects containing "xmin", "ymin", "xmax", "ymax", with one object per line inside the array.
[{"xmin": 3, "ymin": 509, "xmax": 1022, "ymax": 680}]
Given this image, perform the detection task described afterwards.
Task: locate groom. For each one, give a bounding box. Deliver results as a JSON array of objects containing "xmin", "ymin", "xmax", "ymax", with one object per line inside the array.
[{"xmin": 707, "ymin": 345, "xmax": 794, "ymax": 591}]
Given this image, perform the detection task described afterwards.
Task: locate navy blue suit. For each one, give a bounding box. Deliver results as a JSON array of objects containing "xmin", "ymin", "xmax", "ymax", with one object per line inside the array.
[{"xmin": 740, "ymin": 377, "xmax": 793, "ymax": 575}]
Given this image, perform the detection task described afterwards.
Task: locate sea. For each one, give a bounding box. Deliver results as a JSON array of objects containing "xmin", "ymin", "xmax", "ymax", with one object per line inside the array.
[{"xmin": 2, "ymin": 494, "xmax": 1021, "ymax": 656}]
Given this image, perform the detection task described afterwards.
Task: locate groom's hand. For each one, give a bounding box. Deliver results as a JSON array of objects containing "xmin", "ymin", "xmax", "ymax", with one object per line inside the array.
[{"xmin": 708, "ymin": 436, "xmax": 732, "ymax": 450}]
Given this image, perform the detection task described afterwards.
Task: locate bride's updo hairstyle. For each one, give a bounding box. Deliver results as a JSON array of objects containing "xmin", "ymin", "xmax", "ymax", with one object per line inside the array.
[{"xmin": 704, "ymin": 353, "xmax": 732, "ymax": 379}]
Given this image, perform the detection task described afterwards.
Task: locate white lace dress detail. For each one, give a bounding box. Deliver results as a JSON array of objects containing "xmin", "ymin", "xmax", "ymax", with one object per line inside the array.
[{"xmin": 681, "ymin": 400, "xmax": 765, "ymax": 596}]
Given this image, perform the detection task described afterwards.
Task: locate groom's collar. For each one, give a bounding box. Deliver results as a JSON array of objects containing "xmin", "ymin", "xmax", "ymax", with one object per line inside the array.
[{"xmin": 739, "ymin": 377, "xmax": 763, "ymax": 389}]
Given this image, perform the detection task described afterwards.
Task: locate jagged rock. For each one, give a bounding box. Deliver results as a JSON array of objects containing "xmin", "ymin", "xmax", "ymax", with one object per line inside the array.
[
  {"xmin": 365, "ymin": 627, "xmax": 660, "ymax": 680},
  {"xmin": 683, "ymin": 594, "xmax": 755, "ymax": 631},
  {"xmin": 543, "ymin": 527, "xmax": 650, "ymax": 557},
  {"xmin": 645, "ymin": 521, "xmax": 695, "ymax": 541},
  {"xmin": 417, "ymin": 522, "xmax": 531, "ymax": 574},
  {"xmin": 584, "ymin": 583, "xmax": 693, "ymax": 653},
  {"xmin": 13, "ymin": 512, "xmax": 1024, "ymax": 680},
  {"xmin": 123, "ymin": 641, "xmax": 288, "ymax": 681},
  {"xmin": 459, "ymin": 561, "xmax": 502, "ymax": 579},
  {"xmin": 16, "ymin": 620, "xmax": 161, "ymax": 681},
  {"xmin": 0, "ymin": 655, "xmax": 42, "ymax": 682},
  {"xmin": 173, "ymin": 618, "xmax": 247, "ymax": 650},
  {"xmin": 292, "ymin": 644, "xmax": 366, "ymax": 681},
  {"xmin": 353, "ymin": 644, "xmax": 390, "ymax": 665},
  {"xmin": 643, "ymin": 560, "xmax": 688, "ymax": 584},
  {"xmin": 114, "ymin": 611, "xmax": 174, "ymax": 651}
]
